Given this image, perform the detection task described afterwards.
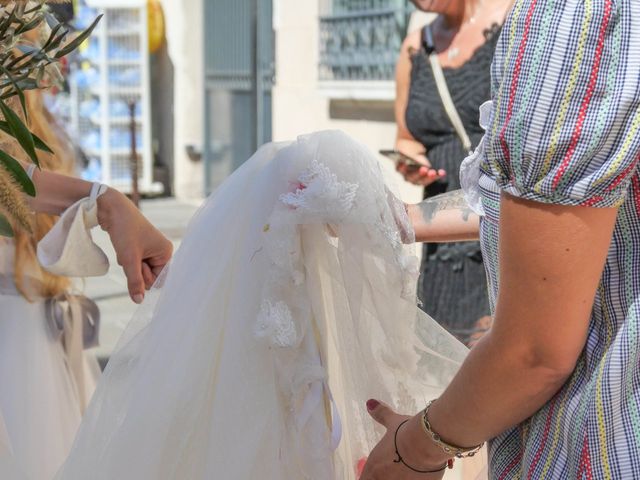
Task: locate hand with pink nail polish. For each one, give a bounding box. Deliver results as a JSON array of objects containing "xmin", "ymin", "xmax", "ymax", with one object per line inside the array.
[
  {"xmin": 396, "ymin": 153, "xmax": 446, "ymax": 187},
  {"xmin": 360, "ymin": 399, "xmax": 450, "ymax": 480}
]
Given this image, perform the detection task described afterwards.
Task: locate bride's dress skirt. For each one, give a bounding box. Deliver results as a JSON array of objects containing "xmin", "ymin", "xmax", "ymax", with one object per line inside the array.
[{"xmin": 58, "ymin": 131, "xmax": 468, "ymax": 479}]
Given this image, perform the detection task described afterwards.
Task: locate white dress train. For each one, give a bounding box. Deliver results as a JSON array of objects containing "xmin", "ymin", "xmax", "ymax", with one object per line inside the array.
[
  {"xmin": 0, "ymin": 241, "xmax": 100, "ymax": 480},
  {"xmin": 56, "ymin": 131, "xmax": 470, "ymax": 479}
]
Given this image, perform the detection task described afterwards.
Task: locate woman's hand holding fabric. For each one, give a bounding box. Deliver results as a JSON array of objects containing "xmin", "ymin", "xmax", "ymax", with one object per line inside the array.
[{"xmin": 360, "ymin": 400, "xmax": 449, "ymax": 480}]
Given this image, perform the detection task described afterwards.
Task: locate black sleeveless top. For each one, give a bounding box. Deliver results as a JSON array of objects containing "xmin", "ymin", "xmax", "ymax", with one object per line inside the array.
[
  {"xmin": 406, "ymin": 23, "xmax": 501, "ymax": 196},
  {"xmin": 407, "ymin": 23, "xmax": 501, "ymax": 342}
]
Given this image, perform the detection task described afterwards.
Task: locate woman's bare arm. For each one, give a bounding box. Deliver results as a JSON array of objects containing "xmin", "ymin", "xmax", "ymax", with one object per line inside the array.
[
  {"xmin": 407, "ymin": 190, "xmax": 480, "ymax": 243},
  {"xmin": 394, "ymin": 31, "xmax": 445, "ymax": 185},
  {"xmin": 363, "ymin": 193, "xmax": 618, "ymax": 476},
  {"xmin": 27, "ymin": 167, "xmax": 173, "ymax": 303},
  {"xmin": 27, "ymin": 167, "xmax": 93, "ymax": 215},
  {"xmin": 395, "ymin": 32, "xmax": 425, "ymax": 158},
  {"xmin": 425, "ymin": 193, "xmax": 617, "ymax": 444}
]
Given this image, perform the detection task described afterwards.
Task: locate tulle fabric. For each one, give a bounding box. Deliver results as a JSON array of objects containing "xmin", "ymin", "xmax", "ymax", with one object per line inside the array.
[
  {"xmin": 0, "ymin": 408, "xmax": 28, "ymax": 480},
  {"xmin": 57, "ymin": 131, "xmax": 470, "ymax": 480},
  {"xmin": 0, "ymin": 242, "xmax": 100, "ymax": 480}
]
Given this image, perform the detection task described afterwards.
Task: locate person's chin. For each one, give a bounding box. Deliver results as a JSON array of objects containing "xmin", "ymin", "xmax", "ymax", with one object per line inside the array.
[{"xmin": 411, "ymin": 0, "xmax": 445, "ymax": 13}]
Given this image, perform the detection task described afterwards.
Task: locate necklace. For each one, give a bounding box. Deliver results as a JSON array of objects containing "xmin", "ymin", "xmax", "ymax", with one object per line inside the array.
[
  {"xmin": 445, "ymin": 0, "xmax": 480, "ymax": 60},
  {"xmin": 447, "ymin": 15, "xmax": 475, "ymax": 60}
]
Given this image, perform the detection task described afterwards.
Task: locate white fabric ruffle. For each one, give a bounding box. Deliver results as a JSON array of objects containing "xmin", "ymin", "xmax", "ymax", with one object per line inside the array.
[
  {"xmin": 37, "ymin": 183, "xmax": 109, "ymax": 278},
  {"xmin": 459, "ymin": 100, "xmax": 493, "ymax": 217}
]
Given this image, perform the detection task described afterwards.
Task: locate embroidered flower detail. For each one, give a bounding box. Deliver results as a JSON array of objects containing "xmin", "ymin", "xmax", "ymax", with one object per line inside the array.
[
  {"xmin": 280, "ymin": 159, "xmax": 359, "ymax": 220},
  {"xmin": 255, "ymin": 300, "xmax": 297, "ymax": 348}
]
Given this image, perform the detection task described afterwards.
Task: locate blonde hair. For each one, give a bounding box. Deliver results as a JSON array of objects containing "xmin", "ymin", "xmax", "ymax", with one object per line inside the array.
[{"xmin": 10, "ymin": 90, "xmax": 76, "ymax": 301}]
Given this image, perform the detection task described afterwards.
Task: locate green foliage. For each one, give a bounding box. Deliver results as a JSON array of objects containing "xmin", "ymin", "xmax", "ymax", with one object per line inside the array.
[
  {"xmin": 0, "ymin": 2, "xmax": 101, "ymax": 236},
  {"xmin": 0, "ymin": 148, "xmax": 34, "ymax": 196}
]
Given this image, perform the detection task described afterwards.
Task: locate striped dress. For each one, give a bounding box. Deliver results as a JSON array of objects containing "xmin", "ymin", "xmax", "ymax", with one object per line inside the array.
[{"xmin": 479, "ymin": 0, "xmax": 640, "ymax": 478}]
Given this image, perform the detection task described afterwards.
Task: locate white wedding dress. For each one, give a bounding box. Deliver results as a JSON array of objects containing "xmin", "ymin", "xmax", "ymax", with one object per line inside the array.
[{"xmin": 54, "ymin": 131, "xmax": 469, "ymax": 479}]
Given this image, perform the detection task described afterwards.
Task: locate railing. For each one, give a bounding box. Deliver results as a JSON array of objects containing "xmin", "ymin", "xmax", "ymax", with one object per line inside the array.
[{"xmin": 319, "ymin": 0, "xmax": 412, "ymax": 82}]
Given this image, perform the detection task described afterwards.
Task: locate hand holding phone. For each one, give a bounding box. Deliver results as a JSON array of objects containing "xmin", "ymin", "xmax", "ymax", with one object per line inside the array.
[
  {"xmin": 379, "ymin": 150, "xmax": 424, "ymax": 172},
  {"xmin": 379, "ymin": 149, "xmax": 446, "ymax": 186}
]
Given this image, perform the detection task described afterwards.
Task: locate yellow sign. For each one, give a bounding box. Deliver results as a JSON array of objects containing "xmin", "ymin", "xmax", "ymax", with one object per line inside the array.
[{"xmin": 147, "ymin": 0, "xmax": 165, "ymax": 54}]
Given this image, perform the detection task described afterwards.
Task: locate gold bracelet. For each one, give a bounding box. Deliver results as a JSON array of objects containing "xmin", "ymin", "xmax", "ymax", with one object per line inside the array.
[{"xmin": 420, "ymin": 400, "xmax": 484, "ymax": 458}]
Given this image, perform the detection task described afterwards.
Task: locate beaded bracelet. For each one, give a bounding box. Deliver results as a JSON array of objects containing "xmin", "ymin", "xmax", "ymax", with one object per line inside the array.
[{"xmin": 421, "ymin": 400, "xmax": 484, "ymax": 458}]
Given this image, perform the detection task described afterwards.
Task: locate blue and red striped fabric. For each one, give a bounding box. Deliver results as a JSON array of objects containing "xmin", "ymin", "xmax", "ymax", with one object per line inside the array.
[{"xmin": 479, "ymin": 1, "xmax": 640, "ymax": 478}]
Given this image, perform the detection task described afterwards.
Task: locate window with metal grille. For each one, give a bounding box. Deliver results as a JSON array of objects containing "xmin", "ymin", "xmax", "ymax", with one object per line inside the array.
[{"xmin": 318, "ymin": 0, "xmax": 413, "ymax": 83}]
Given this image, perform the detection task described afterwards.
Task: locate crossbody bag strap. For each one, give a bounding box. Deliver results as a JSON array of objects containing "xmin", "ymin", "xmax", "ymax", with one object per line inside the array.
[{"xmin": 423, "ymin": 25, "xmax": 473, "ymax": 154}]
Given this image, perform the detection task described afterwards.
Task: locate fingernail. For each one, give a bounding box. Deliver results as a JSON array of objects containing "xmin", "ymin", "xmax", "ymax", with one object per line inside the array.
[
  {"xmin": 366, "ymin": 399, "xmax": 379, "ymax": 411},
  {"xmin": 357, "ymin": 458, "xmax": 368, "ymax": 476},
  {"xmin": 133, "ymin": 294, "xmax": 144, "ymax": 304}
]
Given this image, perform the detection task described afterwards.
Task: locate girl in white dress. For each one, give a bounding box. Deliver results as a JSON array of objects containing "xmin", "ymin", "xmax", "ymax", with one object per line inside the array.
[{"xmin": 0, "ymin": 91, "xmax": 101, "ymax": 480}]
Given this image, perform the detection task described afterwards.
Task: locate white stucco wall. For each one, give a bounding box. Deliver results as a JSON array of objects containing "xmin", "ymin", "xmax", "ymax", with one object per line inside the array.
[{"xmin": 159, "ymin": 0, "xmax": 205, "ymax": 199}]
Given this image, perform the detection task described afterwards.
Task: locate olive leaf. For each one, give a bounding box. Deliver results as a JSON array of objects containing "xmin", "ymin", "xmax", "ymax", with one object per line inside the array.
[
  {"xmin": 0, "ymin": 1, "xmax": 103, "ymax": 236},
  {"xmin": 0, "ymin": 98, "xmax": 38, "ymax": 166},
  {"xmin": 0, "ymin": 65, "xmax": 27, "ymax": 118},
  {"xmin": 55, "ymin": 14, "xmax": 102, "ymax": 58},
  {"xmin": 0, "ymin": 120, "xmax": 52, "ymax": 153},
  {"xmin": 0, "ymin": 213, "xmax": 13, "ymax": 237},
  {"xmin": 0, "ymin": 149, "xmax": 35, "ymax": 196}
]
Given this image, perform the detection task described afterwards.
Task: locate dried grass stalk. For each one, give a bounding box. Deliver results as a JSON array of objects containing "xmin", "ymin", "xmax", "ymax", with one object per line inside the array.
[{"xmin": 0, "ymin": 164, "xmax": 32, "ymax": 233}]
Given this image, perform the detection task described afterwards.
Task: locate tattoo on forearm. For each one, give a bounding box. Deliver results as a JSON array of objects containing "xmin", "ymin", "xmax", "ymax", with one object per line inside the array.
[{"xmin": 417, "ymin": 190, "xmax": 473, "ymax": 224}]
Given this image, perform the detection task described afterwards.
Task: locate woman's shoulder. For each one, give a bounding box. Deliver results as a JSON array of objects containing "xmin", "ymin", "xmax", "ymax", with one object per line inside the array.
[{"xmin": 401, "ymin": 28, "xmax": 423, "ymax": 57}]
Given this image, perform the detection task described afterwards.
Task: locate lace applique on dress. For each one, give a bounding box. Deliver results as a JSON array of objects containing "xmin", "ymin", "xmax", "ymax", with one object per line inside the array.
[
  {"xmin": 280, "ymin": 158, "xmax": 359, "ymax": 220},
  {"xmin": 252, "ymin": 134, "xmax": 436, "ymax": 468},
  {"xmin": 256, "ymin": 157, "xmax": 360, "ymax": 349},
  {"xmin": 257, "ymin": 149, "xmax": 421, "ymax": 342},
  {"xmin": 255, "ymin": 300, "xmax": 298, "ymax": 348}
]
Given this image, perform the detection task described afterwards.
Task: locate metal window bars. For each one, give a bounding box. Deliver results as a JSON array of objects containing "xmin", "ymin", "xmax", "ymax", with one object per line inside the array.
[{"xmin": 319, "ymin": 0, "xmax": 413, "ymax": 82}]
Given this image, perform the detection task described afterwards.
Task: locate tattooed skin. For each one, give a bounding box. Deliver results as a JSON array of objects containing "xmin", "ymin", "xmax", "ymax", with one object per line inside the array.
[{"xmin": 417, "ymin": 189, "xmax": 473, "ymax": 223}]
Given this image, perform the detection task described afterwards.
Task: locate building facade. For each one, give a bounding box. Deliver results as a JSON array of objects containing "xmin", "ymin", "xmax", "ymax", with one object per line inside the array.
[{"xmin": 162, "ymin": 0, "xmax": 429, "ymax": 204}]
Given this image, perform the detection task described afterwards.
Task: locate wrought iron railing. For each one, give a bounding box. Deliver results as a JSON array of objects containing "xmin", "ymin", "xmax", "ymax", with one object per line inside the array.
[{"xmin": 319, "ymin": 0, "xmax": 413, "ymax": 82}]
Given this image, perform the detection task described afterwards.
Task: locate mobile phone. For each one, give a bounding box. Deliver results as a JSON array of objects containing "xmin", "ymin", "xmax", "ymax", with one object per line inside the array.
[{"xmin": 379, "ymin": 149, "xmax": 424, "ymax": 171}]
